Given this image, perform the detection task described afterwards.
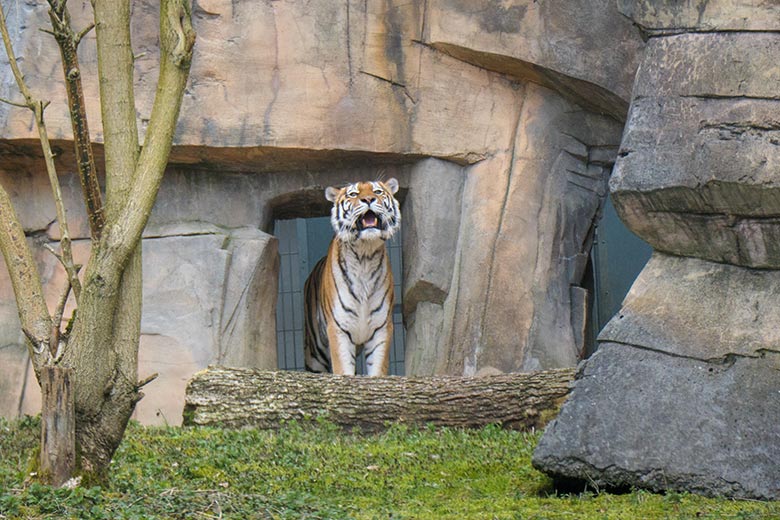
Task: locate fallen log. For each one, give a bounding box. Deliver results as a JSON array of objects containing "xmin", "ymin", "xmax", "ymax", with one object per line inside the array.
[{"xmin": 183, "ymin": 366, "xmax": 575, "ymax": 432}]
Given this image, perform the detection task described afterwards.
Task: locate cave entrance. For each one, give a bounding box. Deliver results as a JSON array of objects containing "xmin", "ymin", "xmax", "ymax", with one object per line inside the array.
[{"xmin": 273, "ymin": 216, "xmax": 406, "ymax": 375}]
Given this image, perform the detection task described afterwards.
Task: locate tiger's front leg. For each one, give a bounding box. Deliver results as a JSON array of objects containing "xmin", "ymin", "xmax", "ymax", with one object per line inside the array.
[
  {"xmin": 326, "ymin": 324, "xmax": 357, "ymax": 375},
  {"xmin": 364, "ymin": 320, "xmax": 393, "ymax": 377}
]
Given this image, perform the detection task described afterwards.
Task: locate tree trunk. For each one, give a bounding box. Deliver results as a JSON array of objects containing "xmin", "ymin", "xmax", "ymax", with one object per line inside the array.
[
  {"xmin": 0, "ymin": 0, "xmax": 195, "ymax": 485},
  {"xmin": 184, "ymin": 367, "xmax": 575, "ymax": 432},
  {"xmin": 39, "ymin": 366, "xmax": 75, "ymax": 487}
]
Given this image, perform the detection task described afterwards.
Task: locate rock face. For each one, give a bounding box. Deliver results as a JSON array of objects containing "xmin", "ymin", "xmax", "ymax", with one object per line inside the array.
[
  {"xmin": 534, "ymin": 0, "xmax": 780, "ymax": 500},
  {"xmin": 534, "ymin": 254, "xmax": 780, "ymax": 499},
  {"xmin": 611, "ymin": 32, "xmax": 780, "ymax": 268},
  {"xmin": 534, "ymin": 340, "xmax": 780, "ymax": 500},
  {"xmin": 0, "ymin": 0, "xmax": 643, "ymax": 423}
]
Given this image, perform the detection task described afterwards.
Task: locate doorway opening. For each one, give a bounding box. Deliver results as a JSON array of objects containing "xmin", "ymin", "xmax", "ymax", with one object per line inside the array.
[
  {"xmin": 585, "ymin": 195, "xmax": 653, "ymax": 356},
  {"xmin": 273, "ymin": 216, "xmax": 406, "ymax": 375}
]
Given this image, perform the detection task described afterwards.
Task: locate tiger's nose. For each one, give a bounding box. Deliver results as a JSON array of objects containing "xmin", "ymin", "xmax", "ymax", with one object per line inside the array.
[{"xmin": 361, "ymin": 197, "xmax": 376, "ymax": 204}]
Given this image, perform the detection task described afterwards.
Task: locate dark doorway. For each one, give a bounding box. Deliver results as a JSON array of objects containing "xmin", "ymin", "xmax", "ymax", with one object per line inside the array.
[{"xmin": 586, "ymin": 195, "xmax": 653, "ymax": 356}]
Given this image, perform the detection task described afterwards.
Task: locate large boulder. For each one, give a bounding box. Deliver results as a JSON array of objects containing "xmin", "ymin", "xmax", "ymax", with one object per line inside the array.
[
  {"xmin": 535, "ymin": 1, "xmax": 780, "ymax": 499},
  {"xmin": 611, "ymin": 32, "xmax": 780, "ymax": 268},
  {"xmin": 534, "ymin": 340, "xmax": 780, "ymax": 500}
]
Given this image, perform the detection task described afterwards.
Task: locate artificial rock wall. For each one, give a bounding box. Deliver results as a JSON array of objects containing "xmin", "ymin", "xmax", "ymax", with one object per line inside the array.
[
  {"xmin": 0, "ymin": 0, "xmax": 643, "ymax": 423},
  {"xmin": 533, "ymin": 1, "xmax": 780, "ymax": 500}
]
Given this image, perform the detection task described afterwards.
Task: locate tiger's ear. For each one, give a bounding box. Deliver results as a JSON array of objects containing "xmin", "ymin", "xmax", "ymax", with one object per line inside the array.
[
  {"xmin": 325, "ymin": 186, "xmax": 341, "ymax": 202},
  {"xmin": 385, "ymin": 178, "xmax": 399, "ymax": 195}
]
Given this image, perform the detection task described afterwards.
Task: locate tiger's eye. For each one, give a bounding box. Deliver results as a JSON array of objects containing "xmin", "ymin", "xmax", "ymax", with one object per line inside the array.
[
  {"xmin": 347, "ymin": 191, "xmax": 358, "ymax": 198},
  {"xmin": 374, "ymin": 189, "xmax": 383, "ymax": 195}
]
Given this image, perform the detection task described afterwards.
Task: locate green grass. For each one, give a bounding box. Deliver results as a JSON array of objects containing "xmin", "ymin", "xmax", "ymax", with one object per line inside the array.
[{"xmin": 0, "ymin": 416, "xmax": 778, "ymax": 519}]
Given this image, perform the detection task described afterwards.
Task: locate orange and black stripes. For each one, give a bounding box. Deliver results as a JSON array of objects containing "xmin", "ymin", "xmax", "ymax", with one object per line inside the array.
[{"xmin": 302, "ymin": 178, "xmax": 400, "ymax": 376}]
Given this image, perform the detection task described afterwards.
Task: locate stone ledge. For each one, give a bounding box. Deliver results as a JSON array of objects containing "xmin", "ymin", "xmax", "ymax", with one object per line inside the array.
[
  {"xmin": 633, "ymin": 33, "xmax": 780, "ymax": 99},
  {"xmin": 618, "ymin": 0, "xmax": 780, "ymax": 34}
]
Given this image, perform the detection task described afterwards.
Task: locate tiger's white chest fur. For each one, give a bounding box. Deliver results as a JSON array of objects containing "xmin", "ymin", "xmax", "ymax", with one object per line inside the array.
[{"xmin": 329, "ymin": 239, "xmax": 391, "ymax": 346}]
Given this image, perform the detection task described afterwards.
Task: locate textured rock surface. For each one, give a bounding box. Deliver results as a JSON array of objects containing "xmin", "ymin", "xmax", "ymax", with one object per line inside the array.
[
  {"xmin": 535, "ymin": 1, "xmax": 780, "ymax": 501},
  {"xmin": 404, "ymin": 302, "xmax": 446, "ymax": 376},
  {"xmin": 533, "ymin": 342, "xmax": 780, "ymax": 500},
  {"xmin": 0, "ymin": 0, "xmax": 518, "ymax": 163},
  {"xmin": 611, "ymin": 33, "xmax": 780, "ymax": 267},
  {"xmin": 0, "ymin": 0, "xmax": 644, "ymax": 421},
  {"xmin": 599, "ymin": 253, "xmax": 780, "ymax": 360},
  {"xmin": 618, "ymin": 0, "xmax": 780, "ymax": 33},
  {"xmin": 436, "ymin": 84, "xmax": 622, "ymax": 375},
  {"xmin": 217, "ymin": 229, "xmax": 280, "ymax": 370},
  {"xmin": 402, "ymin": 158, "xmax": 464, "ymax": 318},
  {"xmin": 425, "ymin": 0, "xmax": 642, "ymax": 119}
]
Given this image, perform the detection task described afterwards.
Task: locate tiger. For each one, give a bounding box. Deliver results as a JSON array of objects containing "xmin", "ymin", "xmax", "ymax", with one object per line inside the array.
[{"xmin": 303, "ymin": 178, "xmax": 401, "ymax": 376}]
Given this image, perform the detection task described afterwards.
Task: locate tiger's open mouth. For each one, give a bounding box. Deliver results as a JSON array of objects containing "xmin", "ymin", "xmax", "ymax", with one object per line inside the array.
[{"xmin": 357, "ymin": 211, "xmax": 382, "ymax": 231}]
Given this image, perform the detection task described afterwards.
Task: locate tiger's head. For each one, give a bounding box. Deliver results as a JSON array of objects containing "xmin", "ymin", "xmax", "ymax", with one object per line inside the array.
[{"xmin": 326, "ymin": 178, "xmax": 401, "ymax": 243}]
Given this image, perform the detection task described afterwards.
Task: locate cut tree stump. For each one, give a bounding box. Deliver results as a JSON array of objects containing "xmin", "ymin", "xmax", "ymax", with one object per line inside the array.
[
  {"xmin": 40, "ymin": 366, "xmax": 76, "ymax": 487},
  {"xmin": 183, "ymin": 367, "xmax": 575, "ymax": 432}
]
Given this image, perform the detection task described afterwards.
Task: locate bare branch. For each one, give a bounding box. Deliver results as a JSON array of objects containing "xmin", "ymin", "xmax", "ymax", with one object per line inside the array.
[
  {"xmin": 52, "ymin": 279, "xmax": 73, "ymax": 333},
  {"xmin": 33, "ymin": 105, "xmax": 82, "ymax": 305},
  {"xmin": 50, "ymin": 262, "xmax": 80, "ymax": 361},
  {"xmin": 43, "ymin": 242, "xmax": 63, "ymax": 263},
  {"xmin": 136, "ymin": 373, "xmax": 159, "ymax": 390},
  {"xmin": 43, "ymin": 239, "xmax": 82, "ymax": 302},
  {"xmin": 1, "ymin": 5, "xmax": 81, "ymax": 303},
  {"xmin": 0, "ymin": 96, "xmax": 30, "ymax": 109},
  {"xmin": 75, "ymin": 22, "xmax": 95, "ymax": 45},
  {"xmin": 45, "ymin": 0, "xmax": 105, "ymax": 240},
  {"xmin": 0, "ymin": 4, "xmax": 54, "ymax": 369}
]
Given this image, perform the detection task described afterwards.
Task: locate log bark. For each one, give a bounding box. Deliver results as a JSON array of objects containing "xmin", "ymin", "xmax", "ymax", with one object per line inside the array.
[
  {"xmin": 40, "ymin": 366, "xmax": 75, "ymax": 487},
  {"xmin": 184, "ymin": 367, "xmax": 575, "ymax": 432}
]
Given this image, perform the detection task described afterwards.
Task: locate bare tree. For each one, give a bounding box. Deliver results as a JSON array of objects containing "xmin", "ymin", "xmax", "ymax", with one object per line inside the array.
[{"xmin": 0, "ymin": 0, "xmax": 195, "ymax": 484}]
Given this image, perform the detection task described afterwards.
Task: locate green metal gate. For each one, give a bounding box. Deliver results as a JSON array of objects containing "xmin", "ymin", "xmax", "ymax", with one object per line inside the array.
[{"xmin": 587, "ymin": 195, "xmax": 653, "ymax": 355}]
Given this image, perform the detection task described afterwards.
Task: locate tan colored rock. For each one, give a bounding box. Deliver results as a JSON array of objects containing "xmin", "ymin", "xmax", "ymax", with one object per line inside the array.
[
  {"xmin": 438, "ymin": 83, "xmax": 622, "ymax": 375},
  {"xmin": 618, "ymin": 0, "xmax": 780, "ymax": 33},
  {"xmin": 402, "ymin": 158, "xmax": 464, "ymax": 317},
  {"xmin": 0, "ymin": 0, "xmax": 646, "ymax": 419},
  {"xmin": 217, "ymin": 228, "xmax": 279, "ymax": 370},
  {"xmin": 424, "ymin": 0, "xmax": 643, "ymax": 119},
  {"xmin": 135, "ymin": 335, "xmax": 199, "ymax": 425},
  {"xmin": 404, "ymin": 302, "xmax": 445, "ymax": 376},
  {"xmin": 1, "ymin": 0, "xmax": 638, "ymax": 163}
]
